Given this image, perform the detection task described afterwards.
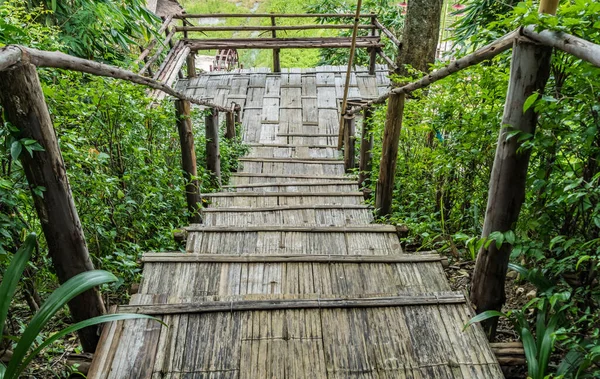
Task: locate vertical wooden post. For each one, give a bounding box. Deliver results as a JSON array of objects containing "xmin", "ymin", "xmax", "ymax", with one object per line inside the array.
[
  {"xmin": 0, "ymin": 63, "xmax": 105, "ymax": 353},
  {"xmin": 271, "ymin": 15, "xmax": 281, "ymax": 73},
  {"xmin": 368, "ymin": 13, "xmax": 378, "ymax": 75},
  {"xmin": 186, "ymin": 52, "xmax": 197, "ymax": 78},
  {"xmin": 358, "ymin": 106, "xmax": 374, "ymax": 186},
  {"xmin": 234, "ymin": 104, "xmax": 242, "ymax": 125},
  {"xmin": 343, "ymin": 114, "xmax": 356, "ymax": 173},
  {"xmin": 470, "ymin": 0, "xmax": 557, "ymax": 339},
  {"xmin": 205, "ymin": 108, "xmax": 222, "ymax": 186},
  {"xmin": 175, "ymin": 100, "xmax": 202, "ymax": 223},
  {"xmin": 225, "ymin": 105, "xmax": 236, "ymax": 140},
  {"xmin": 375, "ymin": 93, "xmax": 405, "ymax": 216}
]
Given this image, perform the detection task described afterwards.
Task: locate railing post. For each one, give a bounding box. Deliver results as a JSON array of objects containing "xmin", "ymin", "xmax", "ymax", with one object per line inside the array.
[
  {"xmin": 234, "ymin": 104, "xmax": 242, "ymax": 125},
  {"xmin": 375, "ymin": 92, "xmax": 405, "ymax": 216},
  {"xmin": 187, "ymin": 51, "xmax": 197, "ymax": 78},
  {"xmin": 368, "ymin": 13, "xmax": 378, "ymax": 75},
  {"xmin": 225, "ymin": 103, "xmax": 236, "ymax": 140},
  {"xmin": 0, "ymin": 63, "xmax": 106, "ymax": 353},
  {"xmin": 271, "ymin": 15, "xmax": 281, "ymax": 73},
  {"xmin": 470, "ymin": 0, "xmax": 557, "ymax": 339},
  {"xmin": 358, "ymin": 106, "xmax": 374, "ymax": 186},
  {"xmin": 175, "ymin": 99, "xmax": 202, "ymax": 223},
  {"xmin": 343, "ymin": 113, "xmax": 356, "ymax": 173},
  {"xmin": 205, "ymin": 108, "xmax": 222, "ymax": 186}
]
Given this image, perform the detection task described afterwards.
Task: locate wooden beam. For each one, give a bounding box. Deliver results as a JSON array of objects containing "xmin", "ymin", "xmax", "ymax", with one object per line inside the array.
[
  {"xmin": 373, "ymin": 19, "xmax": 401, "ymax": 47},
  {"xmin": 377, "ymin": 48, "xmax": 396, "ymax": 70},
  {"xmin": 119, "ymin": 293, "xmax": 466, "ymax": 315},
  {"xmin": 185, "ymin": 225, "xmax": 397, "ymax": 232},
  {"xmin": 185, "ymin": 37, "xmax": 382, "ymax": 51},
  {"xmin": 186, "ymin": 51, "xmax": 196, "ymax": 78},
  {"xmin": 138, "ymin": 28, "xmax": 176, "ymax": 75},
  {"xmin": 238, "ymin": 157, "xmax": 343, "ymax": 164},
  {"xmin": 0, "ymin": 63, "xmax": 105, "ymax": 353},
  {"xmin": 347, "ymin": 30, "xmax": 518, "ymax": 115},
  {"xmin": 231, "ymin": 173, "xmax": 355, "ymax": 180},
  {"xmin": 201, "ymin": 204, "xmax": 369, "ymax": 212},
  {"xmin": 343, "ymin": 114, "xmax": 356, "ymax": 173},
  {"xmin": 205, "ymin": 108, "xmax": 221, "ymax": 186},
  {"xmin": 175, "ymin": 100, "xmax": 202, "ymax": 223},
  {"xmin": 375, "ymin": 93, "xmax": 405, "ymax": 216},
  {"xmin": 271, "ymin": 15, "xmax": 281, "ymax": 73},
  {"xmin": 225, "ymin": 105, "xmax": 236, "ymax": 139},
  {"xmin": 0, "ymin": 45, "xmax": 233, "ymax": 112},
  {"xmin": 223, "ymin": 181, "xmax": 358, "ymax": 189},
  {"xmin": 141, "ymin": 253, "xmax": 444, "ymax": 264},
  {"xmin": 134, "ymin": 15, "xmax": 174, "ymax": 66},
  {"xmin": 470, "ymin": 38, "xmax": 553, "ymax": 338},
  {"xmin": 521, "ymin": 27, "xmax": 600, "ymax": 68},
  {"xmin": 175, "ymin": 24, "xmax": 376, "ymax": 32},
  {"xmin": 174, "ymin": 13, "xmax": 375, "ymax": 19},
  {"xmin": 358, "ymin": 106, "xmax": 374, "ymax": 186},
  {"xmin": 202, "ymin": 191, "xmax": 363, "ymax": 197}
]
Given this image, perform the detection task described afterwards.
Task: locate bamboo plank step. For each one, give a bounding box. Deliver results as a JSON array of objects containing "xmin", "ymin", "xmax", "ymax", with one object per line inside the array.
[
  {"xmin": 141, "ymin": 252, "xmax": 444, "ymax": 264},
  {"xmin": 202, "ymin": 191, "xmax": 363, "ymax": 197},
  {"xmin": 231, "ymin": 173, "xmax": 355, "ymax": 180},
  {"xmin": 119, "ymin": 293, "xmax": 467, "ymax": 315},
  {"xmin": 202, "ymin": 204, "xmax": 370, "ymax": 212},
  {"xmin": 223, "ymin": 181, "xmax": 358, "ymax": 189},
  {"xmin": 239, "ymin": 157, "xmax": 343, "ymax": 164},
  {"xmin": 245, "ymin": 143, "xmax": 338, "ymax": 148},
  {"xmin": 277, "ymin": 133, "xmax": 339, "ymax": 137},
  {"xmin": 185, "ymin": 225, "xmax": 397, "ymax": 233}
]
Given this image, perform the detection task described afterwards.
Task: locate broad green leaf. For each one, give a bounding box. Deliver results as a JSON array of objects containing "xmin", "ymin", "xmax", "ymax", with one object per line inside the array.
[
  {"xmin": 523, "ymin": 93, "xmax": 539, "ymax": 112},
  {"xmin": 520, "ymin": 326, "xmax": 539, "ymax": 379},
  {"xmin": 463, "ymin": 310, "xmax": 507, "ymax": 331},
  {"xmin": 10, "ymin": 141, "xmax": 22, "ymax": 161},
  {"xmin": 14, "ymin": 314, "xmax": 159, "ymax": 379},
  {"xmin": 5, "ymin": 270, "xmax": 118, "ymax": 378},
  {"xmin": 0, "ymin": 234, "xmax": 36, "ymax": 345}
]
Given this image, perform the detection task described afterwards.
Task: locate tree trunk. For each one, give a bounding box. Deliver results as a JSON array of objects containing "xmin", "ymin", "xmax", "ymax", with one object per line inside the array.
[
  {"xmin": 358, "ymin": 107, "xmax": 374, "ymax": 187},
  {"xmin": 470, "ymin": 40, "xmax": 552, "ymax": 338},
  {"xmin": 175, "ymin": 100, "xmax": 202, "ymax": 223},
  {"xmin": 375, "ymin": 93, "xmax": 405, "ymax": 216},
  {"xmin": 0, "ymin": 63, "xmax": 105, "ymax": 352},
  {"xmin": 395, "ymin": 0, "xmax": 443, "ymax": 76}
]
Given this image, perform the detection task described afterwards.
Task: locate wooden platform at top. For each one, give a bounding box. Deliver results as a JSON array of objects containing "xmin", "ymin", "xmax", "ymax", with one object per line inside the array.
[{"xmin": 88, "ymin": 65, "xmax": 503, "ymax": 378}]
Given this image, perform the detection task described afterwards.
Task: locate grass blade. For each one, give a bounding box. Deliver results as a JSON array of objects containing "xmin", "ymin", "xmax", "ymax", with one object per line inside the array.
[
  {"xmin": 13, "ymin": 314, "xmax": 159, "ymax": 378},
  {"xmin": 4, "ymin": 270, "xmax": 117, "ymax": 378},
  {"xmin": 0, "ymin": 234, "xmax": 36, "ymax": 342},
  {"xmin": 463, "ymin": 310, "xmax": 507, "ymax": 331}
]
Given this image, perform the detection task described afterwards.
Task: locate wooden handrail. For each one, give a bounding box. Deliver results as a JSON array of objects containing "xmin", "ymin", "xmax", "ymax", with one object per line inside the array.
[
  {"xmin": 175, "ymin": 24, "xmax": 376, "ymax": 32},
  {"xmin": 174, "ymin": 13, "xmax": 374, "ymax": 19},
  {"xmin": 138, "ymin": 28, "xmax": 176, "ymax": 75},
  {"xmin": 347, "ymin": 29, "xmax": 519, "ymax": 116},
  {"xmin": 521, "ymin": 26, "xmax": 600, "ymax": 67},
  {"xmin": 373, "ymin": 19, "xmax": 401, "ymax": 47},
  {"xmin": 0, "ymin": 45, "xmax": 233, "ymax": 112},
  {"xmin": 134, "ymin": 15, "xmax": 173, "ymax": 66}
]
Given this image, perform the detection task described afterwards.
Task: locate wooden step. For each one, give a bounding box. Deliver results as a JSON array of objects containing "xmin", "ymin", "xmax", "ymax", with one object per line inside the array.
[
  {"xmin": 232, "ymin": 173, "xmax": 355, "ymax": 180},
  {"xmin": 202, "ymin": 191, "xmax": 363, "ymax": 197},
  {"xmin": 239, "ymin": 157, "xmax": 343, "ymax": 163},
  {"xmin": 202, "ymin": 191, "xmax": 364, "ymax": 207},
  {"xmin": 185, "ymin": 225, "xmax": 397, "ymax": 233},
  {"xmin": 224, "ymin": 181, "xmax": 357, "ymax": 188},
  {"xmin": 202, "ymin": 204, "xmax": 370, "ymax": 212},
  {"xmin": 245, "ymin": 143, "xmax": 338, "ymax": 148}
]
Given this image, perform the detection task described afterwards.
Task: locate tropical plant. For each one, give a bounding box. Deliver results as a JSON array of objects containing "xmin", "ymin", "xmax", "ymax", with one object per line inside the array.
[{"xmin": 0, "ymin": 234, "xmax": 156, "ymax": 378}]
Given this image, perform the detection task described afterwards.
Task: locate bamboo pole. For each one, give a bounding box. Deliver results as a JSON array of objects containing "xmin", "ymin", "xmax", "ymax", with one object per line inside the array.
[
  {"xmin": 375, "ymin": 93, "xmax": 405, "ymax": 216},
  {"xmin": 0, "ymin": 45, "xmax": 233, "ymax": 112},
  {"xmin": 368, "ymin": 14, "xmax": 378, "ymax": 75},
  {"xmin": 0, "ymin": 63, "xmax": 106, "ymax": 353},
  {"xmin": 358, "ymin": 107, "xmax": 374, "ymax": 186},
  {"xmin": 470, "ymin": 0, "xmax": 557, "ymax": 339},
  {"xmin": 271, "ymin": 15, "xmax": 281, "ymax": 73},
  {"xmin": 343, "ymin": 114, "xmax": 356, "ymax": 172},
  {"xmin": 205, "ymin": 109, "xmax": 221, "ymax": 186},
  {"xmin": 337, "ymin": 0, "xmax": 364, "ymax": 150},
  {"xmin": 134, "ymin": 15, "xmax": 174, "ymax": 66},
  {"xmin": 175, "ymin": 100, "xmax": 202, "ymax": 223},
  {"xmin": 138, "ymin": 28, "xmax": 176, "ymax": 75},
  {"xmin": 521, "ymin": 27, "xmax": 600, "ymax": 67}
]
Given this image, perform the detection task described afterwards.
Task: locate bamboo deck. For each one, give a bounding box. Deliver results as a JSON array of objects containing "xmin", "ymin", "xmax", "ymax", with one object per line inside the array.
[{"xmin": 88, "ymin": 65, "xmax": 503, "ymax": 378}]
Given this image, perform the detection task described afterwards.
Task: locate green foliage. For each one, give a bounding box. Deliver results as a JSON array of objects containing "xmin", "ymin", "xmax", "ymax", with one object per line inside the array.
[{"xmin": 0, "ymin": 234, "xmax": 156, "ymax": 379}]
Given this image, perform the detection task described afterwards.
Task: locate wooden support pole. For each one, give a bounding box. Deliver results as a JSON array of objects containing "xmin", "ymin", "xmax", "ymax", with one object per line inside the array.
[
  {"xmin": 234, "ymin": 104, "xmax": 241, "ymax": 125},
  {"xmin": 358, "ymin": 107, "xmax": 374, "ymax": 186},
  {"xmin": 0, "ymin": 63, "xmax": 105, "ymax": 353},
  {"xmin": 175, "ymin": 100, "xmax": 202, "ymax": 223},
  {"xmin": 225, "ymin": 104, "xmax": 236, "ymax": 139},
  {"xmin": 470, "ymin": 1, "xmax": 555, "ymax": 338},
  {"xmin": 343, "ymin": 114, "xmax": 356, "ymax": 173},
  {"xmin": 375, "ymin": 93, "xmax": 405, "ymax": 216},
  {"xmin": 205, "ymin": 108, "xmax": 221, "ymax": 186},
  {"xmin": 271, "ymin": 15, "xmax": 281, "ymax": 73},
  {"xmin": 186, "ymin": 52, "xmax": 196, "ymax": 78},
  {"xmin": 368, "ymin": 14, "xmax": 377, "ymax": 75}
]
